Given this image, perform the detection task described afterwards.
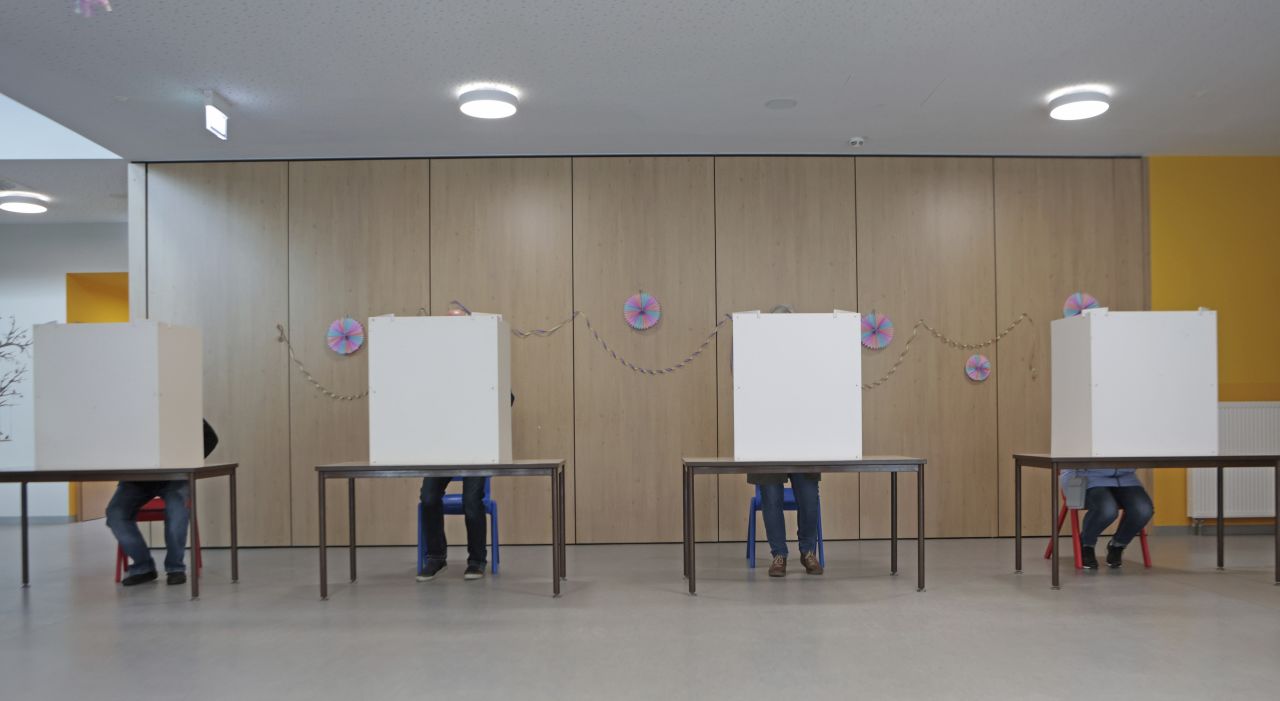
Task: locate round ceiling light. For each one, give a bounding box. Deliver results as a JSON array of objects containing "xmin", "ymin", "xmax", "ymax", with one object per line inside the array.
[
  {"xmin": 0, "ymin": 190, "xmax": 51, "ymax": 215},
  {"xmin": 458, "ymin": 88, "xmax": 519, "ymax": 119},
  {"xmin": 1047, "ymin": 85, "xmax": 1112, "ymax": 121}
]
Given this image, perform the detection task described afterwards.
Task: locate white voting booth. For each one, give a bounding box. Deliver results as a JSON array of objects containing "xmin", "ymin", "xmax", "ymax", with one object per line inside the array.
[
  {"xmin": 1051, "ymin": 309, "xmax": 1218, "ymax": 457},
  {"xmin": 732, "ymin": 311, "xmax": 862, "ymax": 460},
  {"xmin": 34, "ymin": 321, "xmax": 204, "ymax": 469},
  {"xmin": 368, "ymin": 315, "xmax": 512, "ymax": 464}
]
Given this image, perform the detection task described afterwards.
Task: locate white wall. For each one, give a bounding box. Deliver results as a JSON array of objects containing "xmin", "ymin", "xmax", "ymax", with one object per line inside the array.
[{"xmin": 0, "ymin": 222, "xmax": 127, "ymax": 517}]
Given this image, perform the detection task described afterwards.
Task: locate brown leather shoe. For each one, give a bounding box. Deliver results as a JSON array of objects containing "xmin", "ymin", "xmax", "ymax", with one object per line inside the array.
[
  {"xmin": 800, "ymin": 552, "xmax": 824, "ymax": 575},
  {"xmin": 768, "ymin": 555, "xmax": 787, "ymax": 577}
]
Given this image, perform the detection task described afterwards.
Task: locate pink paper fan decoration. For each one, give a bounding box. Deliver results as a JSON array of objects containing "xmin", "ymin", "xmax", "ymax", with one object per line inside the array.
[
  {"xmin": 965, "ymin": 354, "xmax": 991, "ymax": 382},
  {"xmin": 1063, "ymin": 292, "xmax": 1099, "ymax": 318},
  {"xmin": 623, "ymin": 292, "xmax": 661, "ymax": 330},
  {"xmin": 861, "ymin": 312, "xmax": 894, "ymax": 349},
  {"xmin": 326, "ymin": 317, "xmax": 365, "ymax": 355}
]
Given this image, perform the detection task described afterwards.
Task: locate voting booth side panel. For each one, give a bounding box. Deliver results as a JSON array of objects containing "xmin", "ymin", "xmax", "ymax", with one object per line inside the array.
[
  {"xmin": 369, "ymin": 316, "xmax": 512, "ymax": 464},
  {"xmin": 1050, "ymin": 316, "xmax": 1094, "ymax": 457},
  {"xmin": 732, "ymin": 312, "xmax": 862, "ymax": 461},
  {"xmin": 495, "ymin": 322, "xmax": 513, "ymax": 463},
  {"xmin": 156, "ymin": 325, "xmax": 204, "ymax": 468},
  {"xmin": 1089, "ymin": 311, "xmax": 1218, "ymax": 457},
  {"xmin": 34, "ymin": 321, "xmax": 202, "ymax": 469}
]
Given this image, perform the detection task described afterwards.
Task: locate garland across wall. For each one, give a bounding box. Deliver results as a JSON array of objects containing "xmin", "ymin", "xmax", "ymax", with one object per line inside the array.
[{"xmin": 277, "ymin": 302, "xmax": 1032, "ymax": 399}]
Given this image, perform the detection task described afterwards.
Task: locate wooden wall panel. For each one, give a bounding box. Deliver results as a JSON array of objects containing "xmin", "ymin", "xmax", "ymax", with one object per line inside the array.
[
  {"xmin": 857, "ymin": 157, "xmax": 998, "ymax": 538},
  {"xmin": 147, "ymin": 162, "xmax": 290, "ymax": 546},
  {"xmin": 288, "ymin": 160, "xmax": 430, "ymax": 546},
  {"xmin": 994, "ymin": 158, "xmax": 1147, "ymax": 537},
  {"xmin": 572, "ymin": 157, "xmax": 719, "ymax": 543},
  {"xmin": 429, "ymin": 158, "xmax": 575, "ymax": 545},
  {"xmin": 713, "ymin": 157, "xmax": 859, "ymax": 540}
]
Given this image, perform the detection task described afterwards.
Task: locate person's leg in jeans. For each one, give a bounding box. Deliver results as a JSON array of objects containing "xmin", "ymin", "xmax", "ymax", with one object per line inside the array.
[
  {"xmin": 105, "ymin": 481, "xmax": 163, "ymax": 576},
  {"xmin": 1079, "ymin": 487, "xmax": 1120, "ymax": 548},
  {"xmin": 1110, "ymin": 486, "xmax": 1154, "ymax": 547},
  {"xmin": 419, "ymin": 477, "xmax": 452, "ymax": 562},
  {"xmin": 758, "ymin": 483, "xmax": 789, "ymax": 558},
  {"xmin": 460, "ymin": 476, "xmax": 488, "ymax": 569},
  {"xmin": 158, "ymin": 481, "xmax": 191, "ymax": 574},
  {"xmin": 789, "ymin": 475, "xmax": 820, "ymax": 555}
]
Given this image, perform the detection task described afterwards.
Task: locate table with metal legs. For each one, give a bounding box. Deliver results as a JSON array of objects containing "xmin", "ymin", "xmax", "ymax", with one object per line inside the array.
[
  {"xmin": 315, "ymin": 460, "xmax": 566, "ymax": 599},
  {"xmin": 681, "ymin": 456, "xmax": 927, "ymax": 595},
  {"xmin": 0, "ymin": 463, "xmax": 239, "ymax": 599},
  {"xmin": 1012, "ymin": 453, "xmax": 1280, "ymax": 589}
]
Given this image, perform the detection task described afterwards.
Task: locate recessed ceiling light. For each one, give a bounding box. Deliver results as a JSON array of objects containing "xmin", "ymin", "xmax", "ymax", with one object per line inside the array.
[
  {"xmin": 765, "ymin": 98, "xmax": 798, "ymax": 110},
  {"xmin": 0, "ymin": 190, "xmax": 52, "ymax": 215},
  {"xmin": 457, "ymin": 85, "xmax": 519, "ymax": 119},
  {"xmin": 204, "ymin": 90, "xmax": 230, "ymax": 140},
  {"xmin": 1046, "ymin": 84, "xmax": 1112, "ymax": 121}
]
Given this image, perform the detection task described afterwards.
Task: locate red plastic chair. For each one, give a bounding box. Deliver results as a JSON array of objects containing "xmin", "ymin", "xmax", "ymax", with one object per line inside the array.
[
  {"xmin": 114, "ymin": 497, "xmax": 202, "ymax": 582},
  {"xmin": 1044, "ymin": 494, "xmax": 1151, "ymax": 569}
]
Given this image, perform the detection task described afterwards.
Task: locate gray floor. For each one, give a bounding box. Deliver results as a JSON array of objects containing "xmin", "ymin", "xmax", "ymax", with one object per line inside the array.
[{"xmin": 1, "ymin": 523, "xmax": 1278, "ymax": 701}]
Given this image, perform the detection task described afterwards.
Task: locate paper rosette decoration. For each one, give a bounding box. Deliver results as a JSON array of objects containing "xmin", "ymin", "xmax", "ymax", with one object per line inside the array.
[
  {"xmin": 623, "ymin": 292, "xmax": 661, "ymax": 330},
  {"xmin": 1062, "ymin": 292, "xmax": 1099, "ymax": 318},
  {"xmin": 861, "ymin": 312, "xmax": 894, "ymax": 349},
  {"xmin": 326, "ymin": 317, "xmax": 365, "ymax": 355},
  {"xmin": 965, "ymin": 354, "xmax": 991, "ymax": 382}
]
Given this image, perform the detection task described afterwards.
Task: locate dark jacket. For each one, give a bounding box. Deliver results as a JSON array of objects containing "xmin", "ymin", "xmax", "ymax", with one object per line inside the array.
[{"xmin": 203, "ymin": 420, "xmax": 219, "ymax": 459}]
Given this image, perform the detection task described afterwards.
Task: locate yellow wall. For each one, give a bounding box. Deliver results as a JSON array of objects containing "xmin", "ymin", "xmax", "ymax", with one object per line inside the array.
[
  {"xmin": 65, "ymin": 272, "xmax": 130, "ymax": 518},
  {"xmin": 1148, "ymin": 157, "xmax": 1280, "ymax": 525}
]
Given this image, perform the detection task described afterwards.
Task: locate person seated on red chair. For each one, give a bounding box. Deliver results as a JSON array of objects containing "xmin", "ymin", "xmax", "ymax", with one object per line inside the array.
[
  {"xmin": 1062, "ymin": 467, "xmax": 1154, "ymax": 569},
  {"xmin": 106, "ymin": 420, "xmax": 218, "ymax": 587}
]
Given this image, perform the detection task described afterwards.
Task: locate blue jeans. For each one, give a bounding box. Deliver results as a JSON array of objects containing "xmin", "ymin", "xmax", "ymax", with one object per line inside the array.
[
  {"xmin": 759, "ymin": 476, "xmax": 820, "ymax": 558},
  {"xmin": 420, "ymin": 477, "xmax": 487, "ymax": 568},
  {"xmin": 1081, "ymin": 486, "xmax": 1154, "ymax": 548},
  {"xmin": 105, "ymin": 481, "xmax": 191, "ymax": 576}
]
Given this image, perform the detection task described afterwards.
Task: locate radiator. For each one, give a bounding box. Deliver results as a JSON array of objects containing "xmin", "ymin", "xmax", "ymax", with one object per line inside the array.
[{"xmin": 1187, "ymin": 402, "xmax": 1279, "ymax": 518}]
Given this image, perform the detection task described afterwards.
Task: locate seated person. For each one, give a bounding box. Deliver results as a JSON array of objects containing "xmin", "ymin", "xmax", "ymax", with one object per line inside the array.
[
  {"xmin": 106, "ymin": 420, "xmax": 218, "ymax": 586},
  {"xmin": 752, "ymin": 471, "xmax": 823, "ymax": 578},
  {"xmin": 417, "ymin": 391, "xmax": 514, "ymax": 583},
  {"xmin": 1061, "ymin": 467, "xmax": 1154, "ymax": 569}
]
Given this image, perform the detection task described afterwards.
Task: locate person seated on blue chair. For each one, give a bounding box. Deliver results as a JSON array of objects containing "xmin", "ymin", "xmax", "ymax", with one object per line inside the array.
[
  {"xmin": 751, "ymin": 471, "xmax": 823, "ymax": 578},
  {"xmin": 107, "ymin": 419, "xmax": 218, "ymax": 587},
  {"xmin": 1062, "ymin": 467, "xmax": 1154, "ymax": 569},
  {"xmin": 416, "ymin": 322, "xmax": 514, "ymax": 583},
  {"xmin": 749, "ymin": 304, "xmax": 823, "ymax": 579}
]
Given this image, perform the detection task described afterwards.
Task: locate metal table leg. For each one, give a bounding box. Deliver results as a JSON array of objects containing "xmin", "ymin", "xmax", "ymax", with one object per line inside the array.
[
  {"xmin": 318, "ymin": 475, "xmax": 327, "ymax": 600},
  {"xmin": 890, "ymin": 472, "xmax": 898, "ymax": 576},
  {"xmin": 1216, "ymin": 466, "xmax": 1225, "ymax": 570},
  {"xmin": 550, "ymin": 468, "xmax": 560, "ymax": 597},
  {"xmin": 559, "ymin": 465, "xmax": 567, "ymax": 580},
  {"xmin": 1050, "ymin": 464, "xmax": 1060, "ymax": 590},
  {"xmin": 229, "ymin": 469, "xmax": 239, "ymax": 583},
  {"xmin": 189, "ymin": 473, "xmax": 199, "ymax": 599},
  {"xmin": 688, "ymin": 468, "xmax": 697, "ymax": 596},
  {"xmin": 1014, "ymin": 461, "xmax": 1022, "ymax": 573},
  {"xmin": 348, "ymin": 478, "xmax": 357, "ymax": 582},
  {"xmin": 1275, "ymin": 462, "xmax": 1279, "ymax": 585},
  {"xmin": 917, "ymin": 463, "xmax": 925, "ymax": 592},
  {"xmin": 20, "ymin": 482, "xmax": 29, "ymax": 588},
  {"xmin": 682, "ymin": 464, "xmax": 690, "ymax": 579}
]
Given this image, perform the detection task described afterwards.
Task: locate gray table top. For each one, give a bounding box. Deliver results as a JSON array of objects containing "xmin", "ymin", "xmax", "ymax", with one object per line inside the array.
[{"xmin": 1013, "ymin": 453, "xmax": 1280, "ymax": 467}]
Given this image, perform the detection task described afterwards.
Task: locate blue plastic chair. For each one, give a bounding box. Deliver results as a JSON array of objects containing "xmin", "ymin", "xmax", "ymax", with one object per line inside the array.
[
  {"xmin": 416, "ymin": 477, "xmax": 500, "ymax": 574},
  {"xmin": 746, "ymin": 484, "xmax": 825, "ymax": 568}
]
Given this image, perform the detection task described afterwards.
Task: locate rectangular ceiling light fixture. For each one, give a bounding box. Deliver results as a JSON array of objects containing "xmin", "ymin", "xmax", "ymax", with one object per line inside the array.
[{"xmin": 203, "ymin": 90, "xmax": 229, "ymax": 140}]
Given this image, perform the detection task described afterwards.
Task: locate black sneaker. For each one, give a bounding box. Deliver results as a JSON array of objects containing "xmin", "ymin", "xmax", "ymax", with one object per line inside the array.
[
  {"xmin": 166, "ymin": 572, "xmax": 187, "ymax": 585},
  {"xmin": 1079, "ymin": 546, "xmax": 1099, "ymax": 570},
  {"xmin": 416, "ymin": 560, "xmax": 447, "ymax": 582},
  {"xmin": 121, "ymin": 570, "xmax": 158, "ymax": 586},
  {"xmin": 464, "ymin": 564, "xmax": 485, "ymax": 581},
  {"xmin": 1106, "ymin": 543, "xmax": 1125, "ymax": 568}
]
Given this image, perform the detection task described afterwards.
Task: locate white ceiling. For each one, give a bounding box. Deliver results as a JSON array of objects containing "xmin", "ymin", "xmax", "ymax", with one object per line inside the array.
[
  {"xmin": 0, "ymin": 160, "xmax": 126, "ymax": 225},
  {"xmin": 1, "ymin": 1, "xmax": 1278, "ymax": 162}
]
